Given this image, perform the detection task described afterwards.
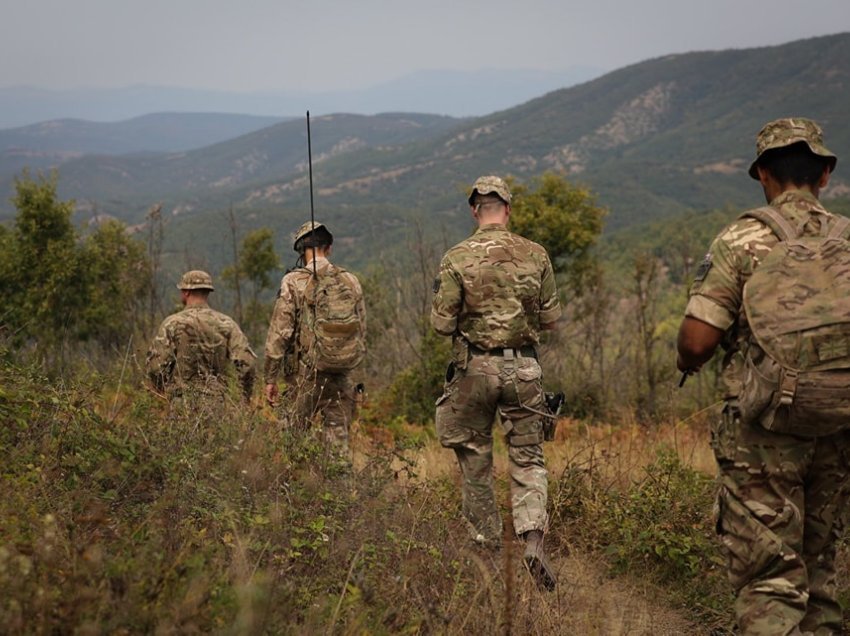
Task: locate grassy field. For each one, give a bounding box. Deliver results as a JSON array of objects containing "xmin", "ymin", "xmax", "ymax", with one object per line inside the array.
[{"xmin": 3, "ymin": 356, "xmax": 849, "ymax": 634}]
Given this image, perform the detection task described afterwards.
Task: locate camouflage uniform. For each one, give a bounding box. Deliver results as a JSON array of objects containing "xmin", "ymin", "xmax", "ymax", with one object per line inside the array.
[
  {"xmin": 432, "ymin": 177, "xmax": 561, "ymax": 544},
  {"xmin": 685, "ymin": 119, "xmax": 849, "ymax": 635},
  {"xmin": 264, "ymin": 251, "xmax": 366, "ymax": 452},
  {"xmin": 146, "ymin": 271, "xmax": 256, "ymax": 404}
]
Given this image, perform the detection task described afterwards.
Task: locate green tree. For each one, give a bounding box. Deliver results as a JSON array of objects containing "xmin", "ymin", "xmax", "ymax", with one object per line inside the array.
[
  {"xmin": 222, "ymin": 227, "xmax": 280, "ymax": 339},
  {"xmin": 0, "ymin": 172, "xmax": 152, "ymax": 364},
  {"xmin": 3, "ymin": 172, "xmax": 85, "ymax": 349},
  {"xmin": 79, "ymin": 219, "xmax": 152, "ymax": 348},
  {"xmin": 507, "ymin": 172, "xmax": 607, "ymax": 292}
]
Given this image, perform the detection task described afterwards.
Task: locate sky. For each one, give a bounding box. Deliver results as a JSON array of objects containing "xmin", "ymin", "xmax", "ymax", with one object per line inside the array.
[{"xmin": 1, "ymin": 0, "xmax": 849, "ymax": 92}]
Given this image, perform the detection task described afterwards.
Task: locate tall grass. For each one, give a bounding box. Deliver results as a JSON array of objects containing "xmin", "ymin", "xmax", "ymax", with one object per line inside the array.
[{"xmin": 4, "ymin": 356, "xmax": 850, "ymax": 634}]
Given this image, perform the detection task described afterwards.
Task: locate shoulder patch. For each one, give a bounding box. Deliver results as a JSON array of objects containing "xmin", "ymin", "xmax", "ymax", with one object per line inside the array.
[{"xmin": 694, "ymin": 252, "xmax": 713, "ymax": 282}]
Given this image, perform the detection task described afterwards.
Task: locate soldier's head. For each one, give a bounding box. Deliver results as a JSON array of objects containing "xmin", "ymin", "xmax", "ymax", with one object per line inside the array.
[
  {"xmin": 749, "ymin": 118, "xmax": 837, "ymax": 199},
  {"xmin": 468, "ymin": 176, "xmax": 512, "ymax": 226},
  {"xmin": 293, "ymin": 221, "xmax": 333, "ymax": 261},
  {"xmin": 177, "ymin": 270, "xmax": 214, "ymax": 305}
]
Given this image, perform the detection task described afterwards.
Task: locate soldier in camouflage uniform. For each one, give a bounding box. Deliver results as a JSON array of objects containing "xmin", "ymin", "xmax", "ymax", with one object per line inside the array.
[
  {"xmin": 146, "ymin": 270, "xmax": 256, "ymax": 406},
  {"xmin": 263, "ymin": 222, "xmax": 366, "ymax": 455},
  {"xmin": 432, "ymin": 175, "xmax": 561, "ymax": 590},
  {"xmin": 677, "ymin": 119, "xmax": 848, "ymax": 635}
]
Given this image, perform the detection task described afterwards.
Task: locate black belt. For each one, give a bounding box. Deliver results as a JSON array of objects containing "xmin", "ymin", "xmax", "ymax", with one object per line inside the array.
[{"xmin": 469, "ymin": 344, "xmax": 537, "ymax": 359}]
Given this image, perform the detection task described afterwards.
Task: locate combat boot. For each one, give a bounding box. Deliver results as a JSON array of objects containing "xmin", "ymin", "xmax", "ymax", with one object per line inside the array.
[{"xmin": 522, "ymin": 530, "xmax": 557, "ymax": 591}]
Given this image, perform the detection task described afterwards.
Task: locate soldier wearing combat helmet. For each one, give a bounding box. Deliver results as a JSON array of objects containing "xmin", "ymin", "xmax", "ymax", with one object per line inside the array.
[
  {"xmin": 264, "ymin": 222, "xmax": 366, "ymax": 456},
  {"xmin": 146, "ymin": 270, "xmax": 256, "ymax": 405},
  {"xmin": 432, "ymin": 175, "xmax": 561, "ymax": 590},
  {"xmin": 677, "ymin": 118, "xmax": 846, "ymax": 634}
]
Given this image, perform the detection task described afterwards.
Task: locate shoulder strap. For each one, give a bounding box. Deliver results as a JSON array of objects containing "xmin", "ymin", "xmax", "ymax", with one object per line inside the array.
[
  {"xmin": 741, "ymin": 206, "xmax": 797, "ymax": 241},
  {"xmin": 827, "ymin": 214, "xmax": 850, "ymax": 240}
]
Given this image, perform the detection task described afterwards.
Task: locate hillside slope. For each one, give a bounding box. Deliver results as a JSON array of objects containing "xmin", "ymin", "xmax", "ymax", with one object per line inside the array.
[
  {"xmin": 255, "ymin": 32, "xmax": 849, "ymax": 230},
  {"xmin": 0, "ymin": 112, "xmax": 463, "ymax": 219},
  {"xmin": 3, "ymin": 34, "xmax": 848, "ymax": 271},
  {"xmin": 0, "ymin": 112, "xmax": 288, "ymax": 185}
]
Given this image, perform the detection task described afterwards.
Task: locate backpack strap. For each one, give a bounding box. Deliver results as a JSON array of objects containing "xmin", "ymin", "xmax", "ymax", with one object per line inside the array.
[
  {"xmin": 827, "ymin": 214, "xmax": 850, "ymax": 240},
  {"xmin": 741, "ymin": 206, "xmax": 797, "ymax": 241}
]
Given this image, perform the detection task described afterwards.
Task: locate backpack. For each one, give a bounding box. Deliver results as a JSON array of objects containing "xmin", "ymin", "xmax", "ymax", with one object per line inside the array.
[
  {"xmin": 737, "ymin": 206, "xmax": 850, "ymax": 436},
  {"xmin": 298, "ymin": 265, "xmax": 365, "ymax": 373}
]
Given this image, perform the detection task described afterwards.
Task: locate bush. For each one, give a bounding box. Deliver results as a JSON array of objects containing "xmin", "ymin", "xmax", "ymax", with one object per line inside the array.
[{"xmin": 552, "ymin": 447, "xmax": 733, "ymax": 627}]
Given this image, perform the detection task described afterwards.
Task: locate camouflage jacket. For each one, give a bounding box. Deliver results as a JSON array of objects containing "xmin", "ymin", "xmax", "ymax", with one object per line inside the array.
[
  {"xmin": 146, "ymin": 303, "xmax": 256, "ymax": 398},
  {"xmin": 431, "ymin": 224, "xmax": 561, "ymax": 350},
  {"xmin": 686, "ymin": 189, "xmax": 841, "ymax": 397},
  {"xmin": 263, "ymin": 257, "xmax": 366, "ymax": 383}
]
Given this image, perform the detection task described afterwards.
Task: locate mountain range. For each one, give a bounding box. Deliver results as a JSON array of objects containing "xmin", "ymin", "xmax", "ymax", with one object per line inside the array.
[
  {"xmin": 1, "ymin": 33, "xmax": 849, "ymax": 272},
  {"xmin": 0, "ymin": 67, "xmax": 603, "ymax": 129}
]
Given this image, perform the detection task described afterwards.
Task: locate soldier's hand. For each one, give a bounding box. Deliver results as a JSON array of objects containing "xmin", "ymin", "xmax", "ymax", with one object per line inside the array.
[{"xmin": 265, "ymin": 383, "xmax": 279, "ymax": 406}]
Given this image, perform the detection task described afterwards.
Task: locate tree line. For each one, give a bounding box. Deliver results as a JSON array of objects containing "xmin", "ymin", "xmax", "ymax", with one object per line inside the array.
[{"xmin": 0, "ymin": 170, "xmax": 728, "ymax": 422}]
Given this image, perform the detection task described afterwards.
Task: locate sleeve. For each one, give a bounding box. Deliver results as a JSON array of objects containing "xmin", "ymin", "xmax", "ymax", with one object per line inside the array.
[
  {"xmin": 353, "ymin": 275, "xmax": 367, "ymax": 348},
  {"xmin": 263, "ymin": 276, "xmax": 298, "ymax": 383},
  {"xmin": 686, "ymin": 235, "xmax": 740, "ymax": 331},
  {"xmin": 145, "ymin": 319, "xmax": 175, "ymax": 391},
  {"xmin": 430, "ymin": 254, "xmax": 463, "ymax": 336},
  {"xmin": 538, "ymin": 252, "xmax": 561, "ymax": 327},
  {"xmin": 228, "ymin": 322, "xmax": 256, "ymax": 398}
]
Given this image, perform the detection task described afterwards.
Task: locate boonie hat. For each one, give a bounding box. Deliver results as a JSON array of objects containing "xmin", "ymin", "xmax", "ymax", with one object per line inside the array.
[
  {"xmin": 177, "ymin": 270, "xmax": 214, "ymax": 291},
  {"xmin": 292, "ymin": 221, "xmax": 333, "ymax": 252},
  {"xmin": 468, "ymin": 175, "xmax": 512, "ymax": 205},
  {"xmin": 749, "ymin": 117, "xmax": 837, "ymax": 179}
]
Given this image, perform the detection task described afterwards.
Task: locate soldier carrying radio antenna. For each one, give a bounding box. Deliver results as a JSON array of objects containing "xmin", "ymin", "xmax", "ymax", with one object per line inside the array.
[{"xmin": 264, "ymin": 222, "xmax": 366, "ymax": 458}]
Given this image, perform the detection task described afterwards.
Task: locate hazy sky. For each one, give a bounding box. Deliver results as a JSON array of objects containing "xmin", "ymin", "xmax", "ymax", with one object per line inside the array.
[{"xmin": 2, "ymin": 0, "xmax": 849, "ymax": 92}]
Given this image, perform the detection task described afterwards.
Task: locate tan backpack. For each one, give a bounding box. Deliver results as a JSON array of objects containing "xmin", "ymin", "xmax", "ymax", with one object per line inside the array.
[
  {"xmin": 737, "ymin": 206, "xmax": 850, "ymax": 436},
  {"xmin": 298, "ymin": 265, "xmax": 365, "ymax": 373}
]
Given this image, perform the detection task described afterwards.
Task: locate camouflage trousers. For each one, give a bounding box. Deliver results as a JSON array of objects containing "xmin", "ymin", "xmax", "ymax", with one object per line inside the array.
[
  {"xmin": 713, "ymin": 404, "xmax": 850, "ymax": 635},
  {"xmin": 435, "ymin": 352, "xmax": 548, "ymax": 543},
  {"xmin": 289, "ymin": 368, "xmax": 357, "ymax": 456}
]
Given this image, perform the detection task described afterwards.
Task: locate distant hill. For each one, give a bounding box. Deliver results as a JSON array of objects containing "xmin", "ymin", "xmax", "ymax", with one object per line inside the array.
[
  {"xmin": 0, "ymin": 112, "xmax": 287, "ymax": 154},
  {"xmin": 3, "ymin": 34, "xmax": 849, "ymax": 274},
  {"xmin": 31, "ymin": 113, "xmax": 463, "ymax": 218},
  {"xmin": 237, "ymin": 32, "xmax": 848, "ymax": 232},
  {"xmin": 0, "ymin": 67, "xmax": 604, "ymax": 129},
  {"xmin": 0, "ymin": 112, "xmax": 287, "ymax": 184}
]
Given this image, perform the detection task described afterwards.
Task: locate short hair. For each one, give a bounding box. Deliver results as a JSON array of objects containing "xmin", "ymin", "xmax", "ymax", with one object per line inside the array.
[
  {"xmin": 472, "ymin": 193, "xmax": 507, "ymax": 207},
  {"xmin": 756, "ymin": 141, "xmax": 832, "ymax": 187}
]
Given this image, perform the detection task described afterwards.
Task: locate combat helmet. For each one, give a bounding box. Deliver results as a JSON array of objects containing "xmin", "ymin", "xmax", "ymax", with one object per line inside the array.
[
  {"xmin": 468, "ymin": 175, "xmax": 512, "ymax": 206},
  {"xmin": 292, "ymin": 221, "xmax": 333, "ymax": 253},
  {"xmin": 176, "ymin": 270, "xmax": 214, "ymax": 291},
  {"xmin": 749, "ymin": 117, "xmax": 837, "ymax": 180}
]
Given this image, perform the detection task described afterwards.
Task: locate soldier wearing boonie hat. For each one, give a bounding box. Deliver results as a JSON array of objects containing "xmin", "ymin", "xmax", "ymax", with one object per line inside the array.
[
  {"xmin": 146, "ymin": 270, "xmax": 255, "ymax": 405},
  {"xmin": 677, "ymin": 118, "xmax": 847, "ymax": 634},
  {"xmin": 748, "ymin": 117, "xmax": 837, "ymax": 179}
]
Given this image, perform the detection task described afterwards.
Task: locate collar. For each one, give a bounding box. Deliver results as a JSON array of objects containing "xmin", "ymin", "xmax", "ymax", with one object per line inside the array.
[
  {"xmin": 475, "ymin": 223, "xmax": 509, "ymax": 234},
  {"xmin": 769, "ymin": 188, "xmax": 820, "ymax": 207}
]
